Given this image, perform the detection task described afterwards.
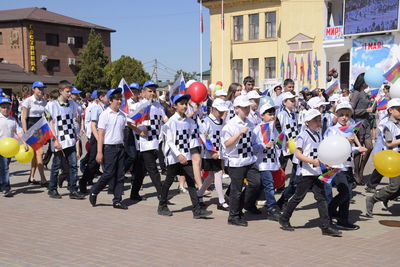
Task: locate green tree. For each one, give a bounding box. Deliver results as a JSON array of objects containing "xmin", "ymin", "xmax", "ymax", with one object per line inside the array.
[
  {"xmin": 104, "ymin": 55, "xmax": 151, "ymax": 88},
  {"xmin": 74, "ymin": 29, "xmax": 108, "ymax": 92},
  {"xmin": 174, "ymin": 69, "xmax": 198, "ymax": 82}
]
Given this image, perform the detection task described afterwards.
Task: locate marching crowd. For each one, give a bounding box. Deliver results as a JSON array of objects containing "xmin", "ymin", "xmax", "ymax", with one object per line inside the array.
[{"xmin": 0, "ymin": 73, "xmax": 399, "ymax": 238}]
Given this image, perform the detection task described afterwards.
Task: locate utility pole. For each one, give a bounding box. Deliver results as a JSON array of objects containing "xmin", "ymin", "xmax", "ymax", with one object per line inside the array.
[{"xmin": 151, "ymin": 59, "xmax": 158, "ymax": 82}]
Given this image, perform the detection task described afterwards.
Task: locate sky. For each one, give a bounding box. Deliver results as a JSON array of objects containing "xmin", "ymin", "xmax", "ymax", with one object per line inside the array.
[{"xmin": 2, "ymin": 0, "xmax": 211, "ymax": 81}]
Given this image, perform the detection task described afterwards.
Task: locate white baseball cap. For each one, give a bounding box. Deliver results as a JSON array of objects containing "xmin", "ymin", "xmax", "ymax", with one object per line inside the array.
[
  {"xmin": 260, "ymin": 103, "xmax": 275, "ymax": 115},
  {"xmin": 215, "ymin": 90, "xmax": 227, "ymax": 97},
  {"xmin": 387, "ymin": 98, "xmax": 400, "ymax": 109},
  {"xmin": 233, "ymin": 95, "xmax": 252, "ymax": 107},
  {"xmin": 328, "ymin": 94, "xmax": 340, "ymax": 103},
  {"xmin": 247, "ymin": 90, "xmax": 261, "ymax": 99},
  {"xmin": 335, "ymin": 102, "xmax": 353, "ymax": 112},
  {"xmin": 281, "ymin": 92, "xmax": 296, "ymax": 103},
  {"xmin": 304, "ymin": 109, "xmax": 322, "ymax": 122},
  {"xmin": 212, "ymin": 98, "xmax": 229, "ymax": 112},
  {"xmin": 307, "ymin": 97, "xmax": 329, "ymax": 109}
]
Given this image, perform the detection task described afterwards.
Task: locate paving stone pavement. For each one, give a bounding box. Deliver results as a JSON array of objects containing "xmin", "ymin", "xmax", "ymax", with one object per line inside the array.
[{"xmin": 0, "ymin": 154, "xmax": 399, "ymax": 266}]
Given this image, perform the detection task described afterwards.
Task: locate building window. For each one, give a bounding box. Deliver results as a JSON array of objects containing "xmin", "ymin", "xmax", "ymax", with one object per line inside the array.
[
  {"xmin": 46, "ymin": 33, "xmax": 59, "ymax": 46},
  {"xmin": 265, "ymin": 12, "xmax": 276, "ymax": 38},
  {"xmin": 233, "ymin": 16, "xmax": 243, "ymax": 41},
  {"xmin": 249, "ymin": 58, "xmax": 259, "ymax": 86},
  {"xmin": 249, "ymin": 14, "xmax": 259, "ymax": 40},
  {"xmin": 74, "ymin": 36, "xmax": 83, "ymax": 48},
  {"xmin": 0, "ymin": 32, "xmax": 3, "ymax": 44},
  {"xmin": 265, "ymin": 57, "xmax": 276, "ymax": 79},
  {"xmin": 46, "ymin": 59, "xmax": 60, "ymax": 73},
  {"xmin": 232, "ymin": 59, "xmax": 243, "ymax": 84}
]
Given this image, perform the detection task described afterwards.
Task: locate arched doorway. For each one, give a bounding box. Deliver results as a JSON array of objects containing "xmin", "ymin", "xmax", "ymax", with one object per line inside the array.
[{"xmin": 339, "ymin": 52, "xmax": 350, "ymax": 89}]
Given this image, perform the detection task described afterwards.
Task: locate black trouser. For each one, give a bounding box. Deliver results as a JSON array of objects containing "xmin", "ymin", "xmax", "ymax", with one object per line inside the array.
[
  {"xmin": 43, "ymin": 141, "xmax": 52, "ymax": 166},
  {"xmin": 90, "ymin": 144, "xmax": 125, "ymax": 203},
  {"xmin": 130, "ymin": 150, "xmax": 162, "ymax": 198},
  {"xmin": 277, "ymin": 164, "xmax": 298, "ymax": 205},
  {"xmin": 124, "ymin": 127, "xmax": 138, "ymax": 174},
  {"xmin": 228, "ymin": 163, "xmax": 261, "ymax": 218},
  {"xmin": 281, "ymin": 175, "xmax": 330, "ymax": 228},
  {"xmin": 80, "ymin": 135, "xmax": 99, "ymax": 191},
  {"xmin": 328, "ymin": 171, "xmax": 352, "ymax": 224},
  {"xmin": 367, "ymin": 169, "xmax": 383, "ymax": 189},
  {"xmin": 158, "ymin": 142, "xmax": 166, "ymax": 173},
  {"xmin": 159, "ymin": 161, "xmax": 199, "ymax": 212}
]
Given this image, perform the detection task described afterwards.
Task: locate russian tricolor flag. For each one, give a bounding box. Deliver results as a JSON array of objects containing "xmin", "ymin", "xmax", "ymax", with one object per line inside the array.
[
  {"xmin": 131, "ymin": 105, "xmax": 151, "ymax": 125},
  {"xmin": 377, "ymin": 98, "xmax": 388, "ymax": 111},
  {"xmin": 369, "ymin": 89, "xmax": 379, "ymax": 99},
  {"xmin": 22, "ymin": 117, "xmax": 54, "ymax": 150},
  {"xmin": 118, "ymin": 78, "xmax": 134, "ymax": 114},
  {"xmin": 200, "ymin": 134, "xmax": 217, "ymax": 152}
]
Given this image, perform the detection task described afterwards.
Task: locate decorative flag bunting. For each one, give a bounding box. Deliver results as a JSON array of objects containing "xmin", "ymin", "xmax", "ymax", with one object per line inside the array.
[
  {"xmin": 118, "ymin": 78, "xmax": 134, "ymax": 114},
  {"xmin": 200, "ymin": 134, "xmax": 217, "ymax": 152},
  {"xmin": 314, "ymin": 52, "xmax": 318, "ymax": 81},
  {"xmin": 307, "ymin": 52, "xmax": 312, "ymax": 83},
  {"xmin": 300, "ymin": 55, "xmax": 305, "ymax": 81},
  {"xmin": 131, "ymin": 105, "xmax": 151, "ymax": 125},
  {"xmin": 368, "ymin": 89, "xmax": 379, "ymax": 99},
  {"xmin": 280, "ymin": 55, "xmax": 285, "ymax": 79},
  {"xmin": 376, "ymin": 98, "xmax": 388, "ymax": 110},
  {"xmin": 22, "ymin": 117, "xmax": 54, "ymax": 150},
  {"xmin": 338, "ymin": 120, "xmax": 363, "ymax": 133},
  {"xmin": 383, "ymin": 62, "xmax": 400, "ymax": 83},
  {"xmin": 325, "ymin": 80, "xmax": 340, "ymax": 97},
  {"xmin": 260, "ymin": 123, "xmax": 270, "ymax": 145}
]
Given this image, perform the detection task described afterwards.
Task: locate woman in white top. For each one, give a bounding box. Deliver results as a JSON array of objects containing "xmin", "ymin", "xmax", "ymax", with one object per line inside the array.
[{"xmin": 21, "ymin": 81, "xmax": 48, "ymax": 186}]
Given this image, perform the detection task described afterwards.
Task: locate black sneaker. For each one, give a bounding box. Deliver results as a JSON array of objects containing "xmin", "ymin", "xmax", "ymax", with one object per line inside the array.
[
  {"xmin": 69, "ymin": 191, "xmax": 85, "ymax": 200},
  {"xmin": 130, "ymin": 194, "xmax": 147, "ymax": 201},
  {"xmin": 336, "ymin": 222, "xmax": 360, "ymax": 230},
  {"xmin": 158, "ymin": 205, "xmax": 172, "ymax": 216},
  {"xmin": 89, "ymin": 193, "xmax": 97, "ymax": 207},
  {"xmin": 228, "ymin": 216, "xmax": 248, "ymax": 227},
  {"xmin": 217, "ymin": 202, "xmax": 229, "ymax": 211},
  {"xmin": 266, "ymin": 207, "xmax": 281, "ymax": 221},
  {"xmin": 321, "ymin": 226, "xmax": 342, "ymax": 237},
  {"xmin": 2, "ymin": 190, "xmax": 13, "ymax": 197},
  {"xmin": 48, "ymin": 190, "xmax": 62, "ymax": 199},
  {"xmin": 193, "ymin": 209, "xmax": 213, "ymax": 219},
  {"xmin": 278, "ymin": 217, "xmax": 294, "ymax": 231},
  {"xmin": 113, "ymin": 202, "xmax": 128, "ymax": 210},
  {"xmin": 245, "ymin": 206, "xmax": 262, "ymax": 215}
]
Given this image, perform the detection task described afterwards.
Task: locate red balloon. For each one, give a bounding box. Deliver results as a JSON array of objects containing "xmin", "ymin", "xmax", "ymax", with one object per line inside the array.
[
  {"xmin": 216, "ymin": 81, "xmax": 223, "ymax": 86},
  {"xmin": 187, "ymin": 82, "xmax": 207, "ymax": 103},
  {"xmin": 272, "ymin": 168, "xmax": 286, "ymax": 189}
]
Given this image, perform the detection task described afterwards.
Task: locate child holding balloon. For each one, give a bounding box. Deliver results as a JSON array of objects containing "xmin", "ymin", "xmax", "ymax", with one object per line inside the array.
[
  {"xmin": 366, "ymin": 98, "xmax": 400, "ymax": 217},
  {"xmin": 0, "ymin": 97, "xmax": 26, "ymax": 197},
  {"xmin": 279, "ymin": 109, "xmax": 342, "ymax": 237}
]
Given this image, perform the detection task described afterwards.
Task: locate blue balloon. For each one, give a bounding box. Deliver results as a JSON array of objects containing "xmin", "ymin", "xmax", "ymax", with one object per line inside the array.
[{"xmin": 365, "ymin": 68, "xmax": 385, "ymax": 88}]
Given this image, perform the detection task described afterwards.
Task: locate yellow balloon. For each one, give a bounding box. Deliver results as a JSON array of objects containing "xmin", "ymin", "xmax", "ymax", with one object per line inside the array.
[
  {"xmin": 15, "ymin": 145, "xmax": 34, "ymax": 164},
  {"xmin": 373, "ymin": 150, "xmax": 400, "ymax": 178},
  {"xmin": 288, "ymin": 138, "xmax": 296, "ymax": 154},
  {"xmin": 0, "ymin": 137, "xmax": 20, "ymax": 158}
]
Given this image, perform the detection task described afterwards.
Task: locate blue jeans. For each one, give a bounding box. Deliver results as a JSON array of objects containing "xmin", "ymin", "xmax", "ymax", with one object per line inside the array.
[
  {"xmin": 260, "ymin": 171, "xmax": 277, "ymax": 211},
  {"xmin": 49, "ymin": 146, "xmax": 78, "ymax": 192},
  {"xmin": 324, "ymin": 182, "xmax": 333, "ymax": 204},
  {"xmin": 0, "ymin": 155, "xmax": 11, "ymax": 192}
]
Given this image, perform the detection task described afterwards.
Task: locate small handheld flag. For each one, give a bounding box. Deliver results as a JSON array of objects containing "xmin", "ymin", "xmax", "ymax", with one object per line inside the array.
[
  {"xmin": 260, "ymin": 123, "xmax": 270, "ymax": 145},
  {"xmin": 200, "ymin": 134, "xmax": 217, "ymax": 152},
  {"xmin": 338, "ymin": 120, "xmax": 363, "ymax": 133},
  {"xmin": 22, "ymin": 117, "xmax": 54, "ymax": 150},
  {"xmin": 318, "ymin": 163, "xmax": 341, "ymax": 184},
  {"xmin": 261, "ymin": 89, "xmax": 269, "ymax": 96},
  {"xmin": 377, "ymin": 98, "xmax": 388, "ymax": 111},
  {"xmin": 383, "ymin": 62, "xmax": 400, "ymax": 84},
  {"xmin": 368, "ymin": 89, "xmax": 379, "ymax": 99},
  {"xmin": 118, "ymin": 78, "xmax": 134, "ymax": 114},
  {"xmin": 131, "ymin": 105, "xmax": 151, "ymax": 125},
  {"xmin": 325, "ymin": 80, "xmax": 339, "ymax": 97},
  {"xmin": 274, "ymin": 132, "xmax": 287, "ymax": 149}
]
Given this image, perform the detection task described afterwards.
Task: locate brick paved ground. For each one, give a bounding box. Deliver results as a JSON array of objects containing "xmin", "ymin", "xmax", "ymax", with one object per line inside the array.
[{"xmin": 0, "ymin": 152, "xmax": 399, "ymax": 266}]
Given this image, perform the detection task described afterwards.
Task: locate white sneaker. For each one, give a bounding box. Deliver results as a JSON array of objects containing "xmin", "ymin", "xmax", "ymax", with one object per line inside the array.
[
  {"xmin": 222, "ymin": 173, "xmax": 230, "ymax": 179},
  {"xmin": 381, "ymin": 200, "xmax": 389, "ymax": 210},
  {"xmin": 179, "ymin": 186, "xmax": 188, "ymax": 194},
  {"xmin": 257, "ymin": 200, "xmax": 267, "ymax": 206}
]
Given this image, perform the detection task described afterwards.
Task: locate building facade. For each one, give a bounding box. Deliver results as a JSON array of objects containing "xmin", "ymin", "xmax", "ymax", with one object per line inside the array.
[{"xmin": 202, "ymin": 0, "xmax": 326, "ymax": 91}]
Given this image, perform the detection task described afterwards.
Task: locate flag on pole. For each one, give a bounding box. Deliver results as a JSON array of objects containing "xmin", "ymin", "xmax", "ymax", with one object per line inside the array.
[
  {"xmin": 280, "ymin": 55, "xmax": 285, "ymax": 79},
  {"xmin": 314, "ymin": 52, "xmax": 318, "ymax": 81},
  {"xmin": 368, "ymin": 89, "xmax": 379, "ymax": 99},
  {"xmin": 307, "ymin": 52, "xmax": 312, "ymax": 83},
  {"xmin": 260, "ymin": 123, "xmax": 270, "ymax": 145},
  {"xmin": 383, "ymin": 62, "xmax": 400, "ymax": 83},
  {"xmin": 293, "ymin": 56, "xmax": 298, "ymax": 80},
  {"xmin": 300, "ymin": 55, "xmax": 305, "ymax": 81},
  {"xmin": 130, "ymin": 105, "xmax": 151, "ymax": 125},
  {"xmin": 22, "ymin": 117, "xmax": 54, "ymax": 150},
  {"xmin": 338, "ymin": 120, "xmax": 364, "ymax": 133},
  {"xmin": 286, "ymin": 54, "xmax": 291, "ymax": 79},
  {"xmin": 325, "ymin": 80, "xmax": 340, "ymax": 97},
  {"xmin": 118, "ymin": 78, "xmax": 134, "ymax": 114},
  {"xmin": 376, "ymin": 98, "xmax": 388, "ymax": 110}
]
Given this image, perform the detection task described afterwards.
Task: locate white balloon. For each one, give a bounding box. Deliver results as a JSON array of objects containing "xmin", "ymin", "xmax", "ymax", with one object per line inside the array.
[
  {"xmin": 390, "ymin": 81, "xmax": 400, "ymax": 98},
  {"xmin": 318, "ymin": 135, "xmax": 352, "ymax": 165},
  {"xmin": 209, "ymin": 83, "xmax": 216, "ymax": 91}
]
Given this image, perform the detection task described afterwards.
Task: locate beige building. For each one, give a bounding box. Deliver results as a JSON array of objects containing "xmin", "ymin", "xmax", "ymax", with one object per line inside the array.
[{"xmin": 202, "ymin": 0, "xmax": 327, "ymax": 91}]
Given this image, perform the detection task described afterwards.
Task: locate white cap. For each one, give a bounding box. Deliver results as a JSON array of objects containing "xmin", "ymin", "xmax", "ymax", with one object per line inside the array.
[
  {"xmin": 328, "ymin": 94, "xmax": 340, "ymax": 103},
  {"xmin": 335, "ymin": 102, "xmax": 353, "ymax": 112},
  {"xmin": 185, "ymin": 80, "xmax": 196, "ymax": 88},
  {"xmin": 304, "ymin": 109, "xmax": 322, "ymax": 122},
  {"xmin": 307, "ymin": 97, "xmax": 329, "ymax": 109},
  {"xmin": 260, "ymin": 103, "xmax": 275, "ymax": 115},
  {"xmin": 281, "ymin": 92, "xmax": 296, "ymax": 103},
  {"xmin": 387, "ymin": 98, "xmax": 400, "ymax": 109},
  {"xmin": 233, "ymin": 95, "xmax": 252, "ymax": 107},
  {"xmin": 212, "ymin": 98, "xmax": 229, "ymax": 112},
  {"xmin": 215, "ymin": 90, "xmax": 227, "ymax": 97},
  {"xmin": 247, "ymin": 90, "xmax": 261, "ymax": 99}
]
